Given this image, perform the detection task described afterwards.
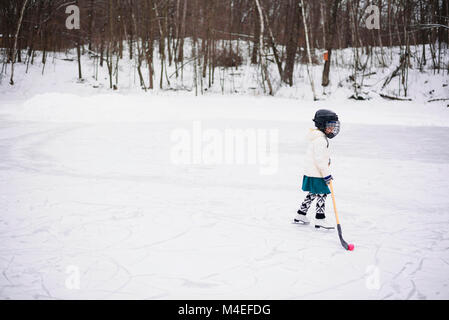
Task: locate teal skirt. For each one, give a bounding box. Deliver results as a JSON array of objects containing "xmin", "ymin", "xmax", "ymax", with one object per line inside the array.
[{"xmin": 302, "ymin": 176, "xmax": 330, "ymax": 194}]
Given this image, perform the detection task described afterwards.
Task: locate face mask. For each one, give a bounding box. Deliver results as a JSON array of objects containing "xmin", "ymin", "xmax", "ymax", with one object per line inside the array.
[{"xmin": 325, "ymin": 121, "xmax": 340, "ymax": 139}]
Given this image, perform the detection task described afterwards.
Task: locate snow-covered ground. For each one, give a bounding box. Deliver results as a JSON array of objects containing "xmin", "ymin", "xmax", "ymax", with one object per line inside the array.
[
  {"xmin": 1, "ymin": 90, "xmax": 449, "ymax": 300},
  {"xmin": 1, "ymin": 44, "xmax": 448, "ymax": 300}
]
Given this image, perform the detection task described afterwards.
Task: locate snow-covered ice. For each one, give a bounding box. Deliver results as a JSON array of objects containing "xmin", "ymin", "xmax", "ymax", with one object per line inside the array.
[{"xmin": 1, "ymin": 90, "xmax": 449, "ymax": 300}]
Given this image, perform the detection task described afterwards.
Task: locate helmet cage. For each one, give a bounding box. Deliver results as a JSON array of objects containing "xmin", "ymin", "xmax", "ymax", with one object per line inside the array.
[{"xmin": 324, "ymin": 120, "xmax": 340, "ymax": 139}]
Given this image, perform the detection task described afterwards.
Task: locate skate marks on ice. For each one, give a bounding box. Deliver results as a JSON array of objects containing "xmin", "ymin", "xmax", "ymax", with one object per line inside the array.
[
  {"xmin": 331, "ymin": 198, "xmax": 449, "ymax": 300},
  {"xmin": 1, "ymin": 120, "xmax": 449, "ymax": 299}
]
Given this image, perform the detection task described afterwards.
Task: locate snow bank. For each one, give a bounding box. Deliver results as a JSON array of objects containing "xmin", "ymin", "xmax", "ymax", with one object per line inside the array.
[
  {"xmin": 1, "ymin": 42, "xmax": 448, "ymax": 106},
  {"xmin": 2, "ymin": 92, "xmax": 448, "ymax": 127}
]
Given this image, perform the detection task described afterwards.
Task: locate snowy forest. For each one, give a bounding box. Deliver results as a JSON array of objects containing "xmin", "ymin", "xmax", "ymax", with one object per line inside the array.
[
  {"xmin": 1, "ymin": 1, "xmax": 449, "ymax": 301},
  {"xmin": 1, "ymin": 0, "xmax": 448, "ymax": 99}
]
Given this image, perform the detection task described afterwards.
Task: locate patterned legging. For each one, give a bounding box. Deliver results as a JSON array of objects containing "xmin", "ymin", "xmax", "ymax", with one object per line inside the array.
[{"xmin": 299, "ymin": 192, "xmax": 327, "ymax": 219}]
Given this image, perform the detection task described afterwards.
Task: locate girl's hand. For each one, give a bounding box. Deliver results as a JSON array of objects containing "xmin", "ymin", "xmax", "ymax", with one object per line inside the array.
[{"xmin": 324, "ymin": 175, "xmax": 333, "ymax": 184}]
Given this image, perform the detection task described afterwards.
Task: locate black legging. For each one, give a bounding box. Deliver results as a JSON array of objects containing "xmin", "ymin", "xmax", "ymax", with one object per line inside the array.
[{"xmin": 299, "ymin": 192, "xmax": 327, "ymax": 219}]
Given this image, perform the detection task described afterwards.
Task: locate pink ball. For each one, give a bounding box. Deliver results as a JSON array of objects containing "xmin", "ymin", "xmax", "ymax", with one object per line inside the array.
[{"xmin": 348, "ymin": 244, "xmax": 354, "ymax": 251}]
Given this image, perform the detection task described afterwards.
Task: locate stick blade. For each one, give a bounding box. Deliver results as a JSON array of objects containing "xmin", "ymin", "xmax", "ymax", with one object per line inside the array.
[{"xmin": 337, "ymin": 224, "xmax": 353, "ymax": 251}]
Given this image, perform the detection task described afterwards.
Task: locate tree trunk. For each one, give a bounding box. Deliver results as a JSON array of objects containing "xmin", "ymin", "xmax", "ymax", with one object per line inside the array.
[
  {"xmin": 254, "ymin": 0, "xmax": 273, "ymax": 95},
  {"xmin": 321, "ymin": 0, "xmax": 341, "ymax": 87},
  {"xmin": 77, "ymin": 42, "xmax": 82, "ymax": 79},
  {"xmin": 107, "ymin": 0, "xmax": 114, "ymax": 89},
  {"xmin": 300, "ymin": 0, "xmax": 317, "ymax": 100},
  {"xmin": 263, "ymin": 8, "xmax": 283, "ymax": 81},
  {"xmin": 251, "ymin": 1, "xmax": 260, "ymax": 64},
  {"xmin": 192, "ymin": 0, "xmax": 198, "ymax": 96},
  {"xmin": 88, "ymin": 0, "xmax": 94, "ymax": 51},
  {"xmin": 10, "ymin": 0, "xmax": 28, "ymax": 85},
  {"xmin": 283, "ymin": 0, "xmax": 300, "ymax": 86}
]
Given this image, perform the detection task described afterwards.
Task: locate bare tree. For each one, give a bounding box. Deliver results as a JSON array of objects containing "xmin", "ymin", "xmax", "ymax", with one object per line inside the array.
[
  {"xmin": 9, "ymin": 0, "xmax": 28, "ymax": 85},
  {"xmin": 300, "ymin": 0, "xmax": 317, "ymax": 100},
  {"xmin": 321, "ymin": 0, "xmax": 341, "ymax": 88},
  {"xmin": 254, "ymin": 0, "xmax": 273, "ymax": 95},
  {"xmin": 283, "ymin": 0, "xmax": 300, "ymax": 86}
]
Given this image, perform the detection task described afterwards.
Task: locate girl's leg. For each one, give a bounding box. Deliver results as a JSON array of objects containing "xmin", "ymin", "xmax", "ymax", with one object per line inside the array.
[
  {"xmin": 314, "ymin": 194, "xmax": 334, "ymax": 229},
  {"xmin": 298, "ymin": 192, "xmax": 317, "ymax": 215},
  {"xmin": 315, "ymin": 194, "xmax": 327, "ymax": 219}
]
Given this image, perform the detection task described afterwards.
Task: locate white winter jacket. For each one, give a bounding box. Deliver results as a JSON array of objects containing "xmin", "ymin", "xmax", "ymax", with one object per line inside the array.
[{"xmin": 303, "ymin": 129, "xmax": 331, "ymax": 178}]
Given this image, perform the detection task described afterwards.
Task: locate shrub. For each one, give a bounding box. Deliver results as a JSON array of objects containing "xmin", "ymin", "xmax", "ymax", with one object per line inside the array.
[{"xmin": 214, "ymin": 49, "xmax": 243, "ymax": 68}]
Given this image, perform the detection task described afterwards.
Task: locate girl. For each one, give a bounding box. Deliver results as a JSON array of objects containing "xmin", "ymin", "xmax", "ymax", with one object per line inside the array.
[{"xmin": 294, "ymin": 109, "xmax": 340, "ymax": 230}]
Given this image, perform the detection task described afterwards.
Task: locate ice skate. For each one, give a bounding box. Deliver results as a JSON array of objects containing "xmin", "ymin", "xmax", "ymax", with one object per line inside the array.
[
  {"xmin": 293, "ymin": 211, "xmax": 310, "ymax": 225},
  {"xmin": 314, "ymin": 218, "xmax": 334, "ymax": 230}
]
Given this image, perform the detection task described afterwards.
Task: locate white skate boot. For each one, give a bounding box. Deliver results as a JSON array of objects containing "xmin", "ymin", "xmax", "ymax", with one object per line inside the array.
[
  {"xmin": 293, "ymin": 211, "xmax": 310, "ymax": 225},
  {"xmin": 314, "ymin": 218, "xmax": 335, "ymax": 230}
]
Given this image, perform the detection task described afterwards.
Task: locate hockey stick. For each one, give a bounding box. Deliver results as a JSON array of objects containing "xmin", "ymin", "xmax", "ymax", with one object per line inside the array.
[{"xmin": 328, "ymin": 180, "xmax": 354, "ymax": 251}]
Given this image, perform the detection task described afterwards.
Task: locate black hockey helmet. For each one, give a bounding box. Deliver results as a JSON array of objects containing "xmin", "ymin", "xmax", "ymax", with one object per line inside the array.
[{"xmin": 313, "ymin": 109, "xmax": 340, "ymax": 139}]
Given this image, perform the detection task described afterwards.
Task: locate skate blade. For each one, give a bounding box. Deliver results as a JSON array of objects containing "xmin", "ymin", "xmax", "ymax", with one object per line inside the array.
[
  {"xmin": 314, "ymin": 225, "xmax": 335, "ymax": 230},
  {"xmin": 293, "ymin": 220, "xmax": 310, "ymax": 225}
]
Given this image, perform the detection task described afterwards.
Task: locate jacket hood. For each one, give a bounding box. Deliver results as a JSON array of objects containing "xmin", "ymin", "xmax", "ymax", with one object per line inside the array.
[{"xmin": 306, "ymin": 128, "xmax": 325, "ymax": 141}]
